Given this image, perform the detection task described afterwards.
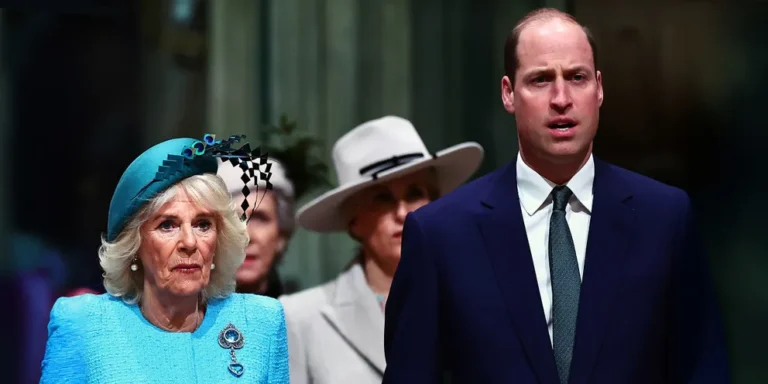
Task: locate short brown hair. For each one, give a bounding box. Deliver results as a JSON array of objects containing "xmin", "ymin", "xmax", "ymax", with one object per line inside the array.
[{"xmin": 503, "ymin": 8, "xmax": 598, "ymax": 82}]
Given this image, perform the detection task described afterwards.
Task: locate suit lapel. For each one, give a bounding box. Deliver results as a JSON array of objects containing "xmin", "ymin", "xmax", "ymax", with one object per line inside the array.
[
  {"xmin": 569, "ymin": 158, "xmax": 635, "ymax": 384},
  {"xmin": 478, "ymin": 162, "xmax": 560, "ymax": 384},
  {"xmin": 320, "ymin": 264, "xmax": 386, "ymax": 375}
]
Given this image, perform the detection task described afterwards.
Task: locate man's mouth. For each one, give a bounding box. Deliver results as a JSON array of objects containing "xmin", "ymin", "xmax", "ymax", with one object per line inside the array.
[{"xmin": 547, "ymin": 119, "xmax": 577, "ymax": 130}]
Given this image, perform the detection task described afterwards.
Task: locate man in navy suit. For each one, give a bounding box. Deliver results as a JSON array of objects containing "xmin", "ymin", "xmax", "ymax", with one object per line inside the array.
[{"xmin": 382, "ymin": 8, "xmax": 729, "ymax": 384}]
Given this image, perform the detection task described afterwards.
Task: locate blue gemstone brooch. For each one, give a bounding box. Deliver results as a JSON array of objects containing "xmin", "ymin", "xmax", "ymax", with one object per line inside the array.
[{"xmin": 218, "ymin": 323, "xmax": 245, "ymax": 377}]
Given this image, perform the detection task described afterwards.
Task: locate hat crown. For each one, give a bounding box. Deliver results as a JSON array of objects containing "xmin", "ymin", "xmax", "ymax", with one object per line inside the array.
[
  {"xmin": 107, "ymin": 138, "xmax": 218, "ymax": 241},
  {"xmin": 332, "ymin": 116, "xmax": 429, "ymax": 186}
]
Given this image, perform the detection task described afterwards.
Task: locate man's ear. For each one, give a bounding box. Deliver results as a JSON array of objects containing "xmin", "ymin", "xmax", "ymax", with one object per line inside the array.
[
  {"xmin": 596, "ymin": 70, "xmax": 604, "ymax": 107},
  {"xmin": 501, "ymin": 76, "xmax": 515, "ymax": 114}
]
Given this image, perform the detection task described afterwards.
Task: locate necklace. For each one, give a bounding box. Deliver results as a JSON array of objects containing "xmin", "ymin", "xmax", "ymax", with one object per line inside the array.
[{"xmin": 141, "ymin": 300, "xmax": 202, "ymax": 332}]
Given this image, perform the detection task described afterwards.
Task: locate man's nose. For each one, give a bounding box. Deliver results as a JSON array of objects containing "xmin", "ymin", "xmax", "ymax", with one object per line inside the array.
[{"xmin": 550, "ymin": 78, "xmax": 573, "ymax": 113}]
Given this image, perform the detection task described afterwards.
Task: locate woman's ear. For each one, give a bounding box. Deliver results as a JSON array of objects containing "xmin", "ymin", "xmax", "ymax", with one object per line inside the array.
[
  {"xmin": 276, "ymin": 237, "xmax": 286, "ymax": 253},
  {"xmin": 347, "ymin": 219, "xmax": 361, "ymax": 242}
]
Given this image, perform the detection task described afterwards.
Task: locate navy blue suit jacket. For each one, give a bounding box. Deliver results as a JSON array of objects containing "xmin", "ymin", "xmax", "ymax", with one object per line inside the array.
[{"xmin": 383, "ymin": 158, "xmax": 729, "ymax": 384}]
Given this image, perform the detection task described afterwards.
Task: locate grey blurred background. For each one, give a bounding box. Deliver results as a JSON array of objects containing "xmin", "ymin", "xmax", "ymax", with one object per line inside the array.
[{"xmin": 0, "ymin": 0, "xmax": 766, "ymax": 382}]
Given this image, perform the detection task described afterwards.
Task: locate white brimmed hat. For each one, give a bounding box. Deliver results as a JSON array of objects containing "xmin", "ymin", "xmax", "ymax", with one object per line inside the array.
[{"xmin": 296, "ymin": 115, "xmax": 484, "ymax": 232}]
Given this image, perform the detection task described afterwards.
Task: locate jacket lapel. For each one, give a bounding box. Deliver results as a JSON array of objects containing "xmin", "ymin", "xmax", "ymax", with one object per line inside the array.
[
  {"xmin": 569, "ymin": 158, "xmax": 635, "ymax": 384},
  {"xmin": 478, "ymin": 162, "xmax": 560, "ymax": 384},
  {"xmin": 320, "ymin": 264, "xmax": 386, "ymax": 375}
]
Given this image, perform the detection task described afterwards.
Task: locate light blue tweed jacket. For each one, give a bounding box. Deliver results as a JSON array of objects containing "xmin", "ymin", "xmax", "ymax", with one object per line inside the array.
[{"xmin": 40, "ymin": 293, "xmax": 289, "ymax": 383}]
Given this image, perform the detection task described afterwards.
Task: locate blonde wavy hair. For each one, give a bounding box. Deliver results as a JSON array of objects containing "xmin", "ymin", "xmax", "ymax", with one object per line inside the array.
[{"xmin": 99, "ymin": 173, "xmax": 249, "ymax": 304}]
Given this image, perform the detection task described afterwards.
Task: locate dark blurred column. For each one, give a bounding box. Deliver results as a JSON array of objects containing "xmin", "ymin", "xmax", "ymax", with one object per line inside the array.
[
  {"xmin": 0, "ymin": 10, "xmax": 8, "ymax": 275},
  {"xmin": 208, "ymin": 0, "xmax": 262, "ymax": 138},
  {"xmin": 6, "ymin": 6, "xmax": 142, "ymax": 290},
  {"xmin": 140, "ymin": 0, "xmax": 208, "ymax": 144},
  {"xmin": 266, "ymin": 0, "xmax": 415, "ymax": 288},
  {"xmin": 543, "ymin": 0, "xmax": 568, "ymax": 11},
  {"xmin": 356, "ymin": 0, "xmax": 412, "ymax": 121},
  {"xmin": 410, "ymin": 0, "xmax": 536, "ymax": 176}
]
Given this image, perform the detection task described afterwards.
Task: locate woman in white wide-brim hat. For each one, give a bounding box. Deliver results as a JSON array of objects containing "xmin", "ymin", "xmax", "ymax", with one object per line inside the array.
[{"xmin": 279, "ymin": 115, "xmax": 484, "ymax": 383}]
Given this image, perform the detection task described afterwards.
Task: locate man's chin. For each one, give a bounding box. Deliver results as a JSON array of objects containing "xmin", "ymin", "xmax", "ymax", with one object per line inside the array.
[{"xmin": 545, "ymin": 142, "xmax": 591, "ymax": 161}]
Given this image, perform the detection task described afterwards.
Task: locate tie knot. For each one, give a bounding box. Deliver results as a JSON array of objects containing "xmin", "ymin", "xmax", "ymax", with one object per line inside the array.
[{"xmin": 551, "ymin": 186, "xmax": 573, "ymax": 212}]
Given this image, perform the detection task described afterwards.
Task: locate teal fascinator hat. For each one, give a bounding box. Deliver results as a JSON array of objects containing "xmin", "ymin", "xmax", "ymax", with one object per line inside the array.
[{"xmin": 106, "ymin": 134, "xmax": 273, "ymax": 242}]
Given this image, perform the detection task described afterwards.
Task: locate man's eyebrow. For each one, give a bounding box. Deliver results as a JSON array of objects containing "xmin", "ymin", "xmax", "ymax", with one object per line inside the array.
[
  {"xmin": 525, "ymin": 66, "xmax": 553, "ymax": 74},
  {"xmin": 522, "ymin": 65, "xmax": 593, "ymax": 78},
  {"xmin": 564, "ymin": 65, "xmax": 592, "ymax": 72},
  {"xmin": 522, "ymin": 67, "xmax": 554, "ymax": 78}
]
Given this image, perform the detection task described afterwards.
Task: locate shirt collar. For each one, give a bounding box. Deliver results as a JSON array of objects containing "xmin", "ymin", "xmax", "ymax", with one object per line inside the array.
[{"xmin": 516, "ymin": 152, "xmax": 595, "ymax": 216}]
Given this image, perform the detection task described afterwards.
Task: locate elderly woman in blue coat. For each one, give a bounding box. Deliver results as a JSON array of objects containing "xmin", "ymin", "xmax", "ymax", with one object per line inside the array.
[{"xmin": 40, "ymin": 135, "xmax": 289, "ymax": 383}]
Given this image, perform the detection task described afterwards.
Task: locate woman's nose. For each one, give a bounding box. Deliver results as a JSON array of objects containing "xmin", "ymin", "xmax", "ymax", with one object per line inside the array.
[
  {"xmin": 179, "ymin": 224, "xmax": 198, "ymax": 254},
  {"xmin": 394, "ymin": 200, "xmax": 409, "ymax": 222}
]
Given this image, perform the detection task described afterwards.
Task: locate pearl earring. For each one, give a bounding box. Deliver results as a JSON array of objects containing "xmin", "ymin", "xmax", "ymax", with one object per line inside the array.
[
  {"xmin": 130, "ymin": 259, "xmax": 138, "ymax": 272},
  {"xmin": 210, "ymin": 263, "xmax": 216, "ymax": 270}
]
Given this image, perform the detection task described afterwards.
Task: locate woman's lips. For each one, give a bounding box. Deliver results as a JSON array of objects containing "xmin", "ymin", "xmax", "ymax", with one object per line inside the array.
[{"xmin": 173, "ymin": 264, "xmax": 201, "ymax": 273}]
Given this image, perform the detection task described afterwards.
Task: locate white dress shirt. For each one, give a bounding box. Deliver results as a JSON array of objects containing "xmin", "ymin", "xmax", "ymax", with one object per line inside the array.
[{"xmin": 516, "ymin": 153, "xmax": 595, "ymax": 344}]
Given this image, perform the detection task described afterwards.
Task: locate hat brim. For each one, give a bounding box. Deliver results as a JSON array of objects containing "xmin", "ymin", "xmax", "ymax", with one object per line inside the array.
[{"xmin": 296, "ymin": 142, "xmax": 484, "ymax": 232}]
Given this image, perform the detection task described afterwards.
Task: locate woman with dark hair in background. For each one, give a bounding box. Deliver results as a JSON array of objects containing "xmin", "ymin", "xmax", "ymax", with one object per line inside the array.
[
  {"xmin": 218, "ymin": 158, "xmax": 295, "ymax": 298},
  {"xmin": 217, "ymin": 119, "xmax": 328, "ymax": 298}
]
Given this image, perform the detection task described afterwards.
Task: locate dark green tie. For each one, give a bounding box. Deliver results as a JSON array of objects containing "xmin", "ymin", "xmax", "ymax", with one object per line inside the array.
[{"xmin": 549, "ymin": 186, "xmax": 580, "ymax": 384}]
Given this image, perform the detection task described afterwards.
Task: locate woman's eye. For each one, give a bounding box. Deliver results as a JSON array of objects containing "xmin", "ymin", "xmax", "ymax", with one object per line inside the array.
[
  {"xmin": 406, "ymin": 187, "xmax": 426, "ymax": 201},
  {"xmin": 157, "ymin": 220, "xmax": 175, "ymax": 231},
  {"xmin": 251, "ymin": 211, "xmax": 271, "ymax": 223},
  {"xmin": 374, "ymin": 192, "xmax": 395, "ymax": 203},
  {"xmin": 197, "ymin": 220, "xmax": 213, "ymax": 231}
]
